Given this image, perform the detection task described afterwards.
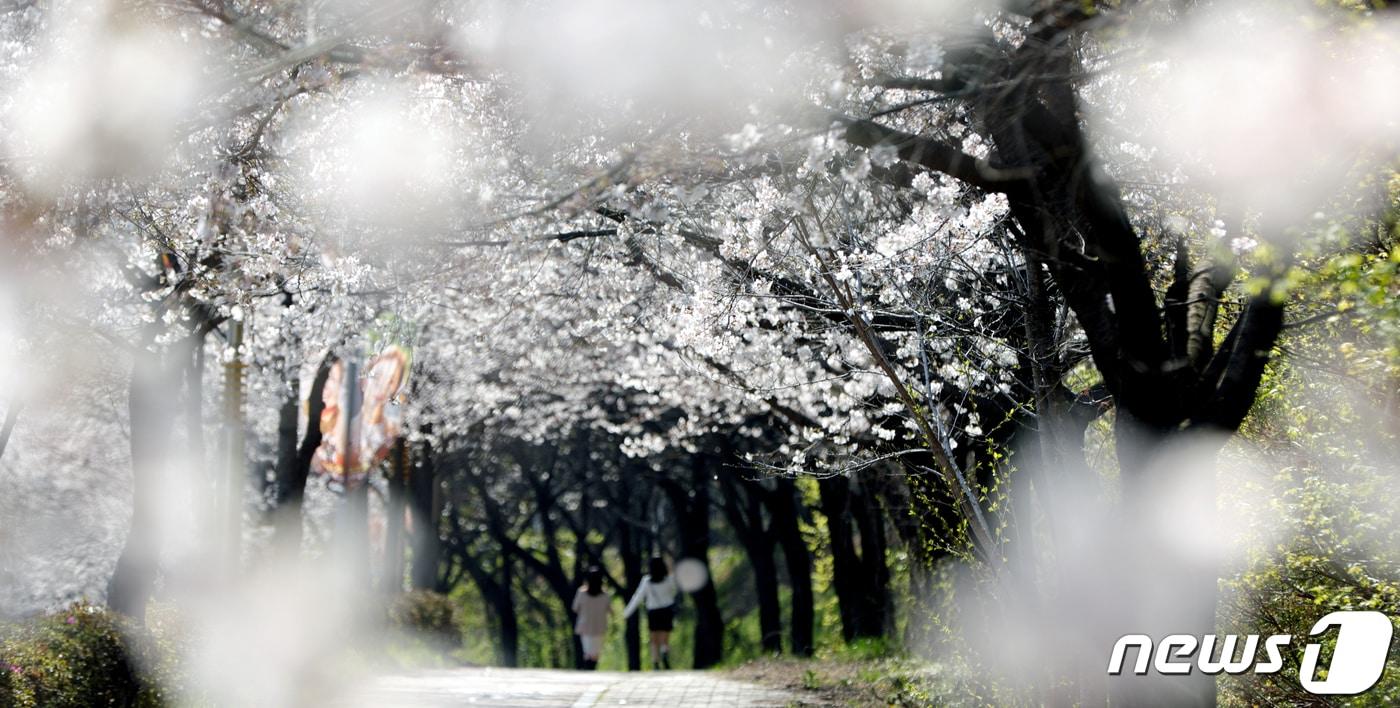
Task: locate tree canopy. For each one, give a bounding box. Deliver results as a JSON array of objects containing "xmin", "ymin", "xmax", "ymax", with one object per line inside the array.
[{"xmin": 1, "ymin": 0, "xmax": 1397, "ymax": 705}]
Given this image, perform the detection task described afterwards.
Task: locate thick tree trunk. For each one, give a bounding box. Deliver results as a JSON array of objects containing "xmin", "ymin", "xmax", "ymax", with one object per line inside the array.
[
  {"xmin": 694, "ymin": 459, "xmax": 726, "ymax": 667},
  {"xmin": 851, "ymin": 478, "xmax": 892, "ymax": 637},
  {"xmin": 750, "ymin": 538, "xmax": 783, "ymax": 653},
  {"xmin": 496, "ymin": 556, "xmax": 519, "ymax": 667},
  {"xmin": 108, "ymin": 346, "xmax": 176, "ymax": 622},
  {"xmin": 619, "ymin": 515, "xmax": 644, "ymax": 670},
  {"xmin": 1105, "ymin": 427, "xmax": 1224, "ymax": 708},
  {"xmin": 456, "ymin": 545, "xmax": 520, "ymax": 667},
  {"xmin": 409, "ymin": 437, "xmax": 441, "ymax": 591},
  {"xmin": 382, "ymin": 439, "xmax": 408, "ymax": 594},
  {"xmin": 876, "ymin": 453, "xmax": 956, "ymax": 645},
  {"xmin": 271, "ymin": 382, "xmax": 298, "ymax": 515},
  {"xmin": 272, "ymin": 354, "xmax": 333, "ymax": 553},
  {"xmin": 456, "ymin": 534, "xmax": 520, "ymax": 668},
  {"xmin": 769, "ymin": 478, "xmax": 814, "ymax": 656},
  {"xmin": 717, "ymin": 469, "xmax": 782, "ymax": 653},
  {"xmin": 527, "ymin": 479, "xmax": 585, "ymax": 669},
  {"xmin": 820, "ymin": 475, "xmax": 891, "ymax": 641},
  {"xmin": 686, "ymin": 562, "xmax": 724, "ymax": 669},
  {"xmin": 819, "ymin": 476, "xmax": 860, "ymax": 642},
  {"xmin": 665, "ymin": 453, "xmax": 724, "ymax": 668}
]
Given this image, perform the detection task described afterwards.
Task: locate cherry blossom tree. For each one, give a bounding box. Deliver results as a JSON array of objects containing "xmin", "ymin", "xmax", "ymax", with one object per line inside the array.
[{"xmin": 2, "ymin": 0, "xmax": 1395, "ymax": 703}]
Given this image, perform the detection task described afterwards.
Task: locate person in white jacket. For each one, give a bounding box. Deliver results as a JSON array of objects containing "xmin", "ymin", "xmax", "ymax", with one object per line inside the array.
[
  {"xmin": 622, "ymin": 556, "xmax": 679, "ymax": 670},
  {"xmin": 572, "ymin": 566, "xmax": 611, "ymax": 671}
]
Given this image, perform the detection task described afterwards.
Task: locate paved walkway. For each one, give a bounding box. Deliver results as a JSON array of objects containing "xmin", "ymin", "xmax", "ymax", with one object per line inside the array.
[{"xmin": 346, "ymin": 668, "xmax": 795, "ymax": 707}]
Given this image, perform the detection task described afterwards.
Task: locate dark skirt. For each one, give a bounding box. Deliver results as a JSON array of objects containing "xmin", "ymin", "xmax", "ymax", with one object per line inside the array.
[{"xmin": 647, "ymin": 605, "xmax": 675, "ymax": 631}]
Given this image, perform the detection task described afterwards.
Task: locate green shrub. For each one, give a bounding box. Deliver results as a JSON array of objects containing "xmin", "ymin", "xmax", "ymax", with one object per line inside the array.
[
  {"xmin": 0, "ymin": 603, "xmax": 146, "ymax": 708},
  {"xmin": 387, "ymin": 591, "xmax": 462, "ymax": 653},
  {"xmin": 0, "ymin": 659, "xmax": 12, "ymax": 702}
]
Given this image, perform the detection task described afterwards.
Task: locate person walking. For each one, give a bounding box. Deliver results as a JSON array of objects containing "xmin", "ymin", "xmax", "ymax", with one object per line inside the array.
[
  {"xmin": 622, "ymin": 556, "xmax": 678, "ymax": 670},
  {"xmin": 572, "ymin": 566, "xmax": 611, "ymax": 670}
]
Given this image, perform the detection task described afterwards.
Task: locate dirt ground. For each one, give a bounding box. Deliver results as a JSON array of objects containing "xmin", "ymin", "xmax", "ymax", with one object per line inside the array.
[{"xmin": 725, "ymin": 656, "xmax": 933, "ymax": 707}]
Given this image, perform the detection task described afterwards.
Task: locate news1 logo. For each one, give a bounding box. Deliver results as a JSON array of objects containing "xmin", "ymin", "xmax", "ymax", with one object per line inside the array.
[{"xmin": 1108, "ymin": 611, "xmax": 1394, "ymax": 695}]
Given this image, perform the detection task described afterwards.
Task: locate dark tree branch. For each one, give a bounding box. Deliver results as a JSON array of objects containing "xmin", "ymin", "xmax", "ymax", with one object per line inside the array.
[
  {"xmin": 445, "ymin": 228, "xmax": 619, "ymax": 248},
  {"xmin": 273, "ymin": 351, "xmax": 336, "ymax": 550},
  {"xmin": 296, "ymin": 354, "xmax": 336, "ymax": 477},
  {"xmin": 839, "ymin": 117, "xmax": 1031, "ymax": 193},
  {"xmin": 1197, "ymin": 295, "xmax": 1284, "ymax": 431},
  {"xmin": 868, "ymin": 76, "xmax": 961, "ymax": 92}
]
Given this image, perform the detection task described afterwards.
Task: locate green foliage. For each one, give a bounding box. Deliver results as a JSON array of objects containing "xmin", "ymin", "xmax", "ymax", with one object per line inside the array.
[
  {"xmin": 1220, "ymin": 203, "xmax": 1400, "ymax": 706},
  {"xmin": 446, "ymin": 581, "xmax": 500, "ymax": 666},
  {"xmin": 832, "ymin": 636, "xmax": 896, "ymax": 662},
  {"xmin": 0, "ymin": 603, "xmax": 157, "ymax": 708}
]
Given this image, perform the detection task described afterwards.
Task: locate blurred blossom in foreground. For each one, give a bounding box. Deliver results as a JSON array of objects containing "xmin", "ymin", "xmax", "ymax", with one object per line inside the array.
[
  {"xmin": 941, "ymin": 434, "xmax": 1284, "ymax": 703},
  {"xmin": 175, "ymin": 558, "xmax": 371, "ymax": 707},
  {"xmin": 1099, "ymin": 0, "xmax": 1400, "ymax": 234},
  {"xmin": 0, "ymin": 282, "xmax": 19, "ymax": 402},
  {"xmin": 836, "ymin": 0, "xmax": 984, "ymax": 34},
  {"xmin": 674, "ymin": 557, "xmax": 710, "ymax": 593},
  {"xmin": 466, "ymin": 0, "xmax": 825, "ymax": 145},
  {"xmin": 0, "ymin": 356, "xmax": 130, "ymax": 617},
  {"xmin": 1, "ymin": 7, "xmax": 208, "ymax": 196},
  {"xmin": 287, "ymin": 81, "xmax": 467, "ymax": 247}
]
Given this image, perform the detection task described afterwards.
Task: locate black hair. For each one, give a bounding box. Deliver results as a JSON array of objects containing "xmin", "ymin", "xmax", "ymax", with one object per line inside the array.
[
  {"xmin": 586, "ymin": 566, "xmax": 603, "ymax": 596},
  {"xmin": 648, "ymin": 556, "xmax": 669, "ymax": 582}
]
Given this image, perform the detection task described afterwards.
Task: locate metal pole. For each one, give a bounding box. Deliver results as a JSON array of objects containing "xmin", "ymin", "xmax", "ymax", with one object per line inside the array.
[
  {"xmin": 223, "ymin": 319, "xmax": 245, "ymax": 577},
  {"xmin": 383, "ymin": 438, "xmax": 408, "ymax": 595},
  {"xmin": 339, "ymin": 359, "xmax": 371, "ymax": 589}
]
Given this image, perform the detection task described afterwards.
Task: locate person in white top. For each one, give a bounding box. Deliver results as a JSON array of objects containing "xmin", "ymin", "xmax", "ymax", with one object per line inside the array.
[
  {"xmin": 572, "ymin": 566, "xmax": 611, "ymax": 670},
  {"xmin": 622, "ymin": 556, "xmax": 679, "ymax": 670}
]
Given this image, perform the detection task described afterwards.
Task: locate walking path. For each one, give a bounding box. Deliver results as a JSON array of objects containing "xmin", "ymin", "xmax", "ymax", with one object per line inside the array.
[{"xmin": 345, "ymin": 667, "xmax": 796, "ymax": 707}]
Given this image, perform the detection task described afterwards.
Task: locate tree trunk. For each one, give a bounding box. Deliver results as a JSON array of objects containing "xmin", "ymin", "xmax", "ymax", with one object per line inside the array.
[
  {"xmin": 382, "ymin": 439, "xmax": 408, "ymax": 595},
  {"xmin": 680, "ymin": 450, "xmax": 728, "ymax": 666},
  {"xmin": 185, "ymin": 344, "xmax": 204, "ymax": 473},
  {"xmin": 769, "ymin": 477, "xmax": 814, "ymax": 656},
  {"xmin": 619, "ymin": 513, "xmax": 644, "ymax": 671},
  {"xmin": 717, "ymin": 468, "xmax": 782, "ymax": 653},
  {"xmin": 221, "ymin": 319, "xmax": 246, "ymax": 578},
  {"xmin": 107, "ymin": 346, "xmax": 176, "ymax": 622},
  {"xmin": 271, "ymin": 381, "xmax": 298, "ymax": 516},
  {"xmin": 902, "ymin": 560, "xmax": 940, "ymax": 652},
  {"xmin": 456, "ymin": 539, "xmax": 520, "ymax": 668},
  {"xmin": 819, "ymin": 476, "xmax": 860, "ymax": 642},
  {"xmin": 850, "ymin": 478, "xmax": 892, "ymax": 638},
  {"xmin": 820, "ymin": 475, "xmax": 890, "ymax": 641},
  {"xmin": 409, "ymin": 437, "xmax": 441, "ymax": 591},
  {"xmin": 750, "ymin": 537, "xmax": 783, "ymax": 653},
  {"xmin": 496, "ymin": 556, "xmax": 519, "ymax": 667},
  {"xmin": 1105, "ymin": 427, "xmax": 1223, "ymax": 708},
  {"xmin": 272, "ymin": 353, "xmax": 333, "ymax": 553}
]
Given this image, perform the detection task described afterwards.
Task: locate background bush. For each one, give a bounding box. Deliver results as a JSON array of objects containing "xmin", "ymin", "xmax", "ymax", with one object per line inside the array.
[
  {"xmin": 0, "ymin": 602, "xmax": 150, "ymax": 707},
  {"xmin": 387, "ymin": 591, "xmax": 463, "ymax": 657}
]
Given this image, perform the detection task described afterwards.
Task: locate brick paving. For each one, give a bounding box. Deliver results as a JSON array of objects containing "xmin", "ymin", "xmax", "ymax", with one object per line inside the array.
[{"xmin": 346, "ymin": 667, "xmax": 795, "ymax": 707}]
